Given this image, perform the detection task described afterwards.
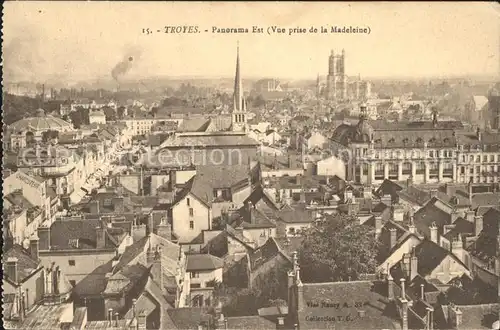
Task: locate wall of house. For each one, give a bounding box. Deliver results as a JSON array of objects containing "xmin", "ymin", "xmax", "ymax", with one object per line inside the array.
[
  {"xmin": 39, "ymin": 250, "xmax": 115, "ymax": 284},
  {"xmin": 471, "ymin": 256, "xmax": 497, "ymax": 288},
  {"xmin": 316, "ymin": 156, "xmax": 346, "ymax": 178},
  {"xmin": 243, "ymin": 228, "xmax": 277, "ymax": 247},
  {"xmin": 250, "ymin": 254, "xmax": 290, "ymax": 291},
  {"xmin": 227, "ymin": 236, "xmax": 251, "ymax": 256},
  {"xmin": 159, "ymin": 147, "xmax": 257, "ymax": 167},
  {"xmin": 172, "ymin": 194, "xmax": 211, "ymax": 243},
  {"xmin": 428, "ymin": 255, "xmax": 470, "ymax": 284},
  {"xmin": 376, "ymin": 236, "xmax": 421, "ymax": 273},
  {"xmin": 307, "ymin": 133, "xmax": 327, "ymax": 150},
  {"xmin": 3, "ymin": 268, "xmax": 44, "ymax": 311},
  {"xmin": 190, "ymin": 268, "xmax": 223, "ymax": 288}
]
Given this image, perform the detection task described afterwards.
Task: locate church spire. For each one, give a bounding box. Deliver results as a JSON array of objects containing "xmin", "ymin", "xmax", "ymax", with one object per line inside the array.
[{"xmin": 234, "ymin": 42, "xmax": 244, "ymax": 112}]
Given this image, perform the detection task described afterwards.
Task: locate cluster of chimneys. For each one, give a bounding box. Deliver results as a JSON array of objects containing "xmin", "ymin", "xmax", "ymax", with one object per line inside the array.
[{"xmin": 106, "ymin": 299, "xmax": 146, "ymax": 329}]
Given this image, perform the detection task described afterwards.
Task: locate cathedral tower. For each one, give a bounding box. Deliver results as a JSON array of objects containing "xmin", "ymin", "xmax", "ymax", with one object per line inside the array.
[{"xmin": 231, "ymin": 43, "xmax": 248, "ymax": 132}]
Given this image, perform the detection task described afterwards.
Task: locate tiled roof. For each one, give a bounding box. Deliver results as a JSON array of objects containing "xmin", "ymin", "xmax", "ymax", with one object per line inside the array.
[
  {"xmin": 442, "ymin": 217, "xmax": 474, "ymax": 240},
  {"xmin": 9, "ymin": 110, "xmax": 73, "ymax": 132},
  {"xmin": 375, "ymin": 180, "xmax": 404, "ymax": 198},
  {"xmin": 167, "ymin": 307, "xmax": 212, "ymax": 330},
  {"xmin": 226, "ymin": 316, "xmax": 277, "ymax": 329},
  {"xmin": 73, "ymin": 260, "xmax": 114, "ymax": 296},
  {"xmin": 456, "ymin": 131, "xmax": 500, "ymax": 148},
  {"xmin": 49, "ymin": 218, "xmax": 125, "ymax": 250},
  {"xmin": 3, "ymin": 244, "xmax": 41, "ymax": 284},
  {"xmin": 277, "ymin": 204, "xmax": 313, "ymax": 224},
  {"xmin": 186, "ymin": 253, "xmax": 224, "ymax": 271},
  {"xmin": 177, "ymin": 118, "xmax": 211, "ymax": 132},
  {"xmin": 174, "ymin": 165, "xmax": 251, "ymax": 207},
  {"xmin": 413, "ymin": 197, "xmax": 454, "ymax": 238},
  {"xmin": 409, "ymin": 240, "xmax": 468, "ymax": 278},
  {"xmin": 158, "ymin": 133, "xmax": 259, "ymax": 148},
  {"xmin": 299, "ymin": 281, "xmax": 400, "ymax": 329},
  {"xmin": 459, "ymin": 304, "xmax": 498, "ymax": 330},
  {"xmin": 249, "ymin": 237, "xmax": 294, "ymax": 270},
  {"xmin": 333, "ymin": 119, "xmax": 463, "ymax": 148}
]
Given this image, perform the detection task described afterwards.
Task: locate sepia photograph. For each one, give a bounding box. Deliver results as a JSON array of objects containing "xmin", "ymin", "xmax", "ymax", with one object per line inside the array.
[{"xmin": 2, "ymin": 2, "xmax": 500, "ymax": 329}]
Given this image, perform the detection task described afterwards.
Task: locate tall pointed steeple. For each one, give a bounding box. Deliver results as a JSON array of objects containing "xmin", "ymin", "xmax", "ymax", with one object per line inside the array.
[
  {"xmin": 233, "ymin": 42, "xmax": 244, "ymax": 112},
  {"xmin": 231, "ymin": 42, "xmax": 248, "ymax": 132}
]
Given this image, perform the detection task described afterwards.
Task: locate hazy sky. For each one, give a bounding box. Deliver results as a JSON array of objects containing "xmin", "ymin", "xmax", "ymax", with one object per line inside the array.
[{"xmin": 3, "ymin": 2, "xmax": 500, "ymax": 83}]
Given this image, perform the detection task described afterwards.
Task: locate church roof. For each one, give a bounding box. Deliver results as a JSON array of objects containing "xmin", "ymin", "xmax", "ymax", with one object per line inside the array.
[{"xmin": 9, "ymin": 109, "xmax": 73, "ymax": 132}]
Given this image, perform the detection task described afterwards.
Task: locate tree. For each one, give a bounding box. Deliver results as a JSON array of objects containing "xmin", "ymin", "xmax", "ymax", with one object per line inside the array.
[
  {"xmin": 68, "ymin": 110, "xmax": 83, "ymax": 129},
  {"xmin": 299, "ymin": 214, "xmax": 379, "ymax": 283}
]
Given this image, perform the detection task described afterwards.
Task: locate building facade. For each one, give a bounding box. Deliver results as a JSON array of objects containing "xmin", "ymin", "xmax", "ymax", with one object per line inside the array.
[{"xmin": 331, "ymin": 106, "xmax": 500, "ymax": 186}]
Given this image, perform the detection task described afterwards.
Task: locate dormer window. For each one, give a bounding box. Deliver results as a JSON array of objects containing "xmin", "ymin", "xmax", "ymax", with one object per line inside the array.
[
  {"xmin": 429, "ymin": 137, "xmax": 436, "ymax": 143},
  {"xmin": 402, "ymin": 138, "xmax": 409, "ymax": 144},
  {"xmin": 388, "ymin": 138, "xmax": 395, "ymax": 144},
  {"xmin": 416, "ymin": 138, "xmax": 423, "ymax": 144}
]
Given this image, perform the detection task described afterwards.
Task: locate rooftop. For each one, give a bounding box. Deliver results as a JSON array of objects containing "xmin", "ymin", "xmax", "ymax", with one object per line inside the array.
[{"xmin": 186, "ymin": 253, "xmax": 224, "ymax": 271}]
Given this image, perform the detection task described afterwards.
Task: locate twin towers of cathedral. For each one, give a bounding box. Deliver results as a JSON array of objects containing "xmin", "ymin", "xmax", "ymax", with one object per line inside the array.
[{"xmin": 231, "ymin": 43, "xmax": 248, "ymax": 132}]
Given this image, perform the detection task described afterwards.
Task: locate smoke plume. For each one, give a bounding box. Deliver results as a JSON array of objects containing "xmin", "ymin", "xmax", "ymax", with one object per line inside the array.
[{"xmin": 111, "ymin": 47, "xmax": 142, "ymax": 82}]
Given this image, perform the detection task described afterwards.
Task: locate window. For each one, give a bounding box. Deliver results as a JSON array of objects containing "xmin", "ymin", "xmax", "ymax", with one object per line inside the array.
[
  {"xmin": 189, "ymin": 208, "xmax": 194, "ymax": 217},
  {"xmin": 186, "ymin": 198, "xmax": 190, "ymax": 206},
  {"xmin": 189, "ymin": 221, "xmax": 194, "ymax": 230},
  {"xmin": 268, "ymin": 229, "xmax": 272, "ymax": 236},
  {"xmin": 191, "ymin": 272, "xmax": 199, "ymax": 278},
  {"xmin": 69, "ymin": 280, "xmax": 76, "ymax": 287},
  {"xmin": 69, "ymin": 260, "xmax": 76, "ymax": 266}
]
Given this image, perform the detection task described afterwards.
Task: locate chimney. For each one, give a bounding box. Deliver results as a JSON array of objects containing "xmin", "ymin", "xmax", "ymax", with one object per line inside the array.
[
  {"xmin": 392, "ymin": 206, "xmax": 405, "ymax": 222},
  {"xmin": 38, "ymin": 226, "xmax": 51, "ymax": 250},
  {"xmin": 132, "ymin": 299, "xmax": 137, "ymax": 318},
  {"xmin": 30, "ymin": 234, "xmax": 40, "ymax": 260},
  {"xmin": 420, "ymin": 284, "xmax": 425, "ymax": 300},
  {"xmin": 468, "ymin": 182, "xmax": 473, "ymax": 205},
  {"xmin": 6, "ymin": 257, "xmax": 18, "ymax": 283},
  {"xmin": 157, "ymin": 218, "xmax": 172, "ymax": 240},
  {"xmin": 389, "ymin": 228, "xmax": 397, "ymax": 249},
  {"xmin": 375, "ymin": 216, "xmax": 382, "ymax": 238},
  {"xmin": 476, "ymin": 127, "xmax": 482, "ymax": 141},
  {"xmin": 448, "ymin": 304, "xmax": 463, "ymax": 329},
  {"xmin": 96, "ymin": 225, "xmax": 106, "ymax": 249},
  {"xmin": 299, "ymin": 189, "xmax": 306, "ymax": 204},
  {"xmin": 277, "ymin": 316, "xmax": 285, "ymax": 329},
  {"xmin": 474, "ymin": 215, "xmax": 483, "ymax": 236},
  {"xmin": 137, "ymin": 311, "xmax": 147, "ymax": 329},
  {"xmin": 113, "ymin": 197, "xmax": 124, "ymax": 213},
  {"xmin": 216, "ymin": 313, "xmax": 226, "ymax": 329},
  {"xmin": 347, "ymin": 199, "xmax": 359, "ymax": 216},
  {"xmin": 406, "ymin": 176, "xmax": 413, "ymax": 188},
  {"xmin": 410, "ymin": 252, "xmax": 418, "ymax": 280},
  {"xmin": 146, "ymin": 244, "xmax": 155, "ymax": 264},
  {"xmin": 108, "ymin": 309, "xmax": 113, "ymax": 325},
  {"xmin": 363, "ymin": 186, "xmax": 372, "ymax": 200},
  {"xmin": 387, "ymin": 265, "xmax": 394, "ymax": 300},
  {"xmin": 273, "ymin": 154, "xmax": 278, "ymax": 170},
  {"xmin": 287, "ymin": 154, "xmax": 291, "ymax": 168},
  {"xmin": 89, "ymin": 200, "xmax": 100, "ymax": 214},
  {"xmin": 465, "ymin": 210, "xmax": 475, "ymax": 222},
  {"xmin": 402, "ymin": 254, "xmax": 411, "ymax": 278},
  {"xmin": 115, "ymin": 312, "xmax": 119, "ymax": 327},
  {"xmin": 408, "ymin": 220, "xmax": 416, "ymax": 234},
  {"xmin": 381, "ymin": 194, "xmax": 392, "ymax": 206},
  {"xmin": 146, "ymin": 213, "xmax": 154, "ymax": 236},
  {"xmin": 430, "ymin": 189, "xmax": 438, "ymax": 199},
  {"xmin": 430, "ymin": 222, "xmax": 438, "ymax": 244},
  {"xmin": 400, "ymin": 278, "xmax": 409, "ymax": 330},
  {"xmin": 451, "ymin": 235, "xmax": 464, "ymax": 262}
]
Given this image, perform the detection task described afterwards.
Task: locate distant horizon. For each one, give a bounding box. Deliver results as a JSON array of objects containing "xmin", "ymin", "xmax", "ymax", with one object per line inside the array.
[{"xmin": 5, "ymin": 72, "xmax": 500, "ymax": 89}]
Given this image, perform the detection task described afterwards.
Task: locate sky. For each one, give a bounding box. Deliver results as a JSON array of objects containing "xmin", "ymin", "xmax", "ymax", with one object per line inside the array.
[{"xmin": 3, "ymin": 2, "xmax": 500, "ymax": 84}]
